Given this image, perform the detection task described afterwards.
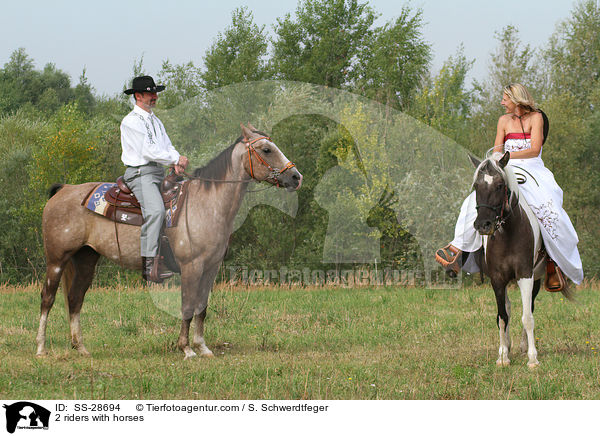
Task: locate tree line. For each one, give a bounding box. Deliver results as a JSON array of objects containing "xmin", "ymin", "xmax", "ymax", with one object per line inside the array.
[{"xmin": 0, "ymin": 0, "xmax": 598, "ymax": 284}]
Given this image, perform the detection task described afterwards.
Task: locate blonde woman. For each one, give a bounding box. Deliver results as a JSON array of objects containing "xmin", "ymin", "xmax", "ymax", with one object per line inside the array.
[{"xmin": 436, "ymin": 84, "xmax": 583, "ymax": 290}]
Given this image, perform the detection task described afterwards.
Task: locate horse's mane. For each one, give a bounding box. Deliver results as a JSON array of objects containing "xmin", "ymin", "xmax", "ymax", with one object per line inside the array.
[
  {"xmin": 192, "ymin": 141, "xmax": 238, "ymax": 186},
  {"xmin": 472, "ymin": 152, "xmax": 520, "ymax": 204},
  {"xmin": 192, "ymin": 130, "xmax": 270, "ymax": 187}
]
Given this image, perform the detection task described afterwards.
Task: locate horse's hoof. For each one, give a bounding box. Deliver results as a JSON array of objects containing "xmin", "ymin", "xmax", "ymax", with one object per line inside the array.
[
  {"xmin": 527, "ymin": 361, "xmax": 540, "ymax": 369},
  {"xmin": 199, "ymin": 349, "xmax": 214, "ymax": 358},
  {"xmin": 75, "ymin": 346, "xmax": 91, "ymax": 357},
  {"xmin": 35, "ymin": 350, "xmax": 48, "ymax": 358},
  {"xmin": 496, "ymin": 358, "xmax": 510, "ymax": 367},
  {"xmin": 183, "ymin": 349, "xmax": 197, "ymax": 360}
]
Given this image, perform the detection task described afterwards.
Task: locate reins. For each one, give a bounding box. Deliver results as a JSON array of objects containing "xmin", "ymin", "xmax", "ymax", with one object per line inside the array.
[{"xmin": 181, "ymin": 135, "xmax": 297, "ymax": 263}]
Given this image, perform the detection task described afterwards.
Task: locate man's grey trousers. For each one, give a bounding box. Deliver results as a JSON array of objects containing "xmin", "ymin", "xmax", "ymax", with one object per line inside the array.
[{"xmin": 123, "ymin": 164, "xmax": 165, "ymax": 257}]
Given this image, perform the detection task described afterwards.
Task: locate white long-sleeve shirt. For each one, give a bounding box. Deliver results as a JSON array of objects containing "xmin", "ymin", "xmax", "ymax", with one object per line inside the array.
[{"xmin": 120, "ymin": 104, "xmax": 180, "ymax": 167}]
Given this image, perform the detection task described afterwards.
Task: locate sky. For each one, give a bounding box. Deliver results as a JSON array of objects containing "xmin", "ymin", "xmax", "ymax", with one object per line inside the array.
[{"xmin": 0, "ymin": 0, "xmax": 579, "ymax": 97}]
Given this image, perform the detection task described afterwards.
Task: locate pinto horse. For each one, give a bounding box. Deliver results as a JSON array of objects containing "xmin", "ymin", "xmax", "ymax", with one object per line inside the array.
[
  {"xmin": 470, "ymin": 151, "xmax": 572, "ymax": 368},
  {"xmin": 36, "ymin": 124, "xmax": 302, "ymax": 359}
]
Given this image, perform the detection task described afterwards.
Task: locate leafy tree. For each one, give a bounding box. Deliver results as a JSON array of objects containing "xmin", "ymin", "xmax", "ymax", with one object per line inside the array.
[
  {"xmin": 74, "ymin": 68, "xmax": 96, "ymax": 116},
  {"xmin": 0, "ymin": 112, "xmax": 50, "ymax": 281},
  {"xmin": 156, "ymin": 60, "xmax": 203, "ymax": 109},
  {"xmin": 545, "ymin": 0, "xmax": 600, "ymax": 110},
  {"xmin": 354, "ymin": 6, "xmax": 431, "ymax": 110},
  {"xmin": 202, "ymin": 6, "xmax": 270, "ymax": 90},
  {"xmin": 271, "ymin": 0, "xmax": 376, "ymax": 88},
  {"xmin": 410, "ymin": 47, "xmax": 473, "ymax": 142},
  {"xmin": 0, "ymin": 48, "xmax": 96, "ymax": 117}
]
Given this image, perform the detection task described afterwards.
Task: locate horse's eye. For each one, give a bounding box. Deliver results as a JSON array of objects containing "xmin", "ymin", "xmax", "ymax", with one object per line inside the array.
[
  {"xmin": 262, "ymin": 148, "xmax": 271, "ymax": 154},
  {"xmin": 496, "ymin": 184, "xmax": 504, "ymax": 191}
]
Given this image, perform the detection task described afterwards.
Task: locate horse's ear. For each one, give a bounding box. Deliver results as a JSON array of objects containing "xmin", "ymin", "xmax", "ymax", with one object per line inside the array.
[
  {"xmin": 498, "ymin": 151, "xmax": 510, "ymax": 169},
  {"xmin": 468, "ymin": 154, "xmax": 481, "ymax": 168},
  {"xmin": 241, "ymin": 123, "xmax": 252, "ymax": 141},
  {"xmin": 247, "ymin": 122, "xmax": 258, "ymax": 131}
]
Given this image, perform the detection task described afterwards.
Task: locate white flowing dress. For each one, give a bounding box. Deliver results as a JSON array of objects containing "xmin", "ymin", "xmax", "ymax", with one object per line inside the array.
[{"xmin": 451, "ymin": 133, "xmax": 584, "ymax": 284}]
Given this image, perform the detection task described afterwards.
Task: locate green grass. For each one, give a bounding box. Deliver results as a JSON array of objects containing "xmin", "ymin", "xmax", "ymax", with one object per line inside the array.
[{"xmin": 1, "ymin": 283, "xmax": 599, "ymax": 400}]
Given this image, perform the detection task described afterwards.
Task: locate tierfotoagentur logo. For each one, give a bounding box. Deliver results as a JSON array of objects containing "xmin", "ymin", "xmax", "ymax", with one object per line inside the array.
[
  {"xmin": 3, "ymin": 402, "xmax": 50, "ymax": 433},
  {"xmin": 147, "ymin": 80, "xmax": 474, "ymax": 317}
]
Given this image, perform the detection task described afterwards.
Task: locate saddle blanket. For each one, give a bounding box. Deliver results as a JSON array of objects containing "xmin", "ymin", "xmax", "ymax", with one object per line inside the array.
[{"xmin": 82, "ymin": 182, "xmax": 185, "ymax": 228}]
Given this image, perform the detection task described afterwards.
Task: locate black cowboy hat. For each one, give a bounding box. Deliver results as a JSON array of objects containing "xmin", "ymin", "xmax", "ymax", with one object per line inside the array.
[{"xmin": 123, "ymin": 75, "xmax": 165, "ymax": 95}]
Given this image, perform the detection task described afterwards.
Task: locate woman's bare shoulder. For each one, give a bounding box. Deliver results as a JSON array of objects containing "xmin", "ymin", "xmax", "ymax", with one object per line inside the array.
[
  {"xmin": 498, "ymin": 114, "xmax": 512, "ymax": 125},
  {"xmin": 530, "ymin": 111, "xmax": 543, "ymax": 122}
]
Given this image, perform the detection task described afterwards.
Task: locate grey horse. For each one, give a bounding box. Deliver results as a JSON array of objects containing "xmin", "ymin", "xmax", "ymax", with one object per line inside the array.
[{"xmin": 36, "ymin": 124, "xmax": 303, "ymax": 359}]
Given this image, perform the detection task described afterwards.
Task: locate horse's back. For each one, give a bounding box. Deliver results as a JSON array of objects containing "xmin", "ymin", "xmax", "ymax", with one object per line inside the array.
[{"xmin": 42, "ymin": 183, "xmax": 109, "ymax": 259}]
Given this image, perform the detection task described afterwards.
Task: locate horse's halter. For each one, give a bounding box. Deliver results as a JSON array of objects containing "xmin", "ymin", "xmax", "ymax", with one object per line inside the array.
[
  {"xmin": 245, "ymin": 136, "xmax": 296, "ymax": 187},
  {"xmin": 475, "ymin": 181, "xmax": 512, "ymax": 236}
]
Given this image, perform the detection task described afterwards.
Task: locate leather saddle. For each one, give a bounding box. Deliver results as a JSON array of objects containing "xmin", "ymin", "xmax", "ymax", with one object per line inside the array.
[{"xmin": 83, "ymin": 171, "xmax": 187, "ymax": 227}]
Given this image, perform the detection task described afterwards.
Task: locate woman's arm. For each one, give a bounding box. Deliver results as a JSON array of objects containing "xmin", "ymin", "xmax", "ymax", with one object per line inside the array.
[
  {"xmin": 508, "ymin": 112, "xmax": 543, "ymax": 159},
  {"xmin": 493, "ymin": 116, "xmax": 506, "ymax": 154}
]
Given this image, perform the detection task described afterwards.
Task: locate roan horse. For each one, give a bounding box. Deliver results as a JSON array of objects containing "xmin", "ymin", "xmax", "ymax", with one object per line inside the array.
[
  {"xmin": 470, "ymin": 151, "xmax": 573, "ymax": 368},
  {"xmin": 36, "ymin": 124, "xmax": 302, "ymax": 359}
]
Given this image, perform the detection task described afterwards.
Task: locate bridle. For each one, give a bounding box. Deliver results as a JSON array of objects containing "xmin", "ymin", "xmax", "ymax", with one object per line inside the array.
[
  {"xmin": 475, "ymin": 182, "xmax": 512, "ymax": 236},
  {"xmin": 182, "ymin": 136, "xmax": 296, "ymax": 187},
  {"xmin": 245, "ymin": 136, "xmax": 296, "ymax": 187}
]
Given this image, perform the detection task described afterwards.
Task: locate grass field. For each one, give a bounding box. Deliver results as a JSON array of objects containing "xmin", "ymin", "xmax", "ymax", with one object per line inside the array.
[{"xmin": 1, "ymin": 282, "xmax": 599, "ymax": 400}]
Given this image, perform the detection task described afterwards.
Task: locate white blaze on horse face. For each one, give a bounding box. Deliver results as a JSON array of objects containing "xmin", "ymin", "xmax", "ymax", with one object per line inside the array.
[
  {"xmin": 267, "ymin": 140, "xmax": 291, "ymax": 166},
  {"xmin": 483, "ymin": 174, "xmax": 494, "ymax": 185}
]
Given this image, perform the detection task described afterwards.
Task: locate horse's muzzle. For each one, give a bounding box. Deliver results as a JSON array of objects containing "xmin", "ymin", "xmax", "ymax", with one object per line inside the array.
[
  {"xmin": 474, "ymin": 220, "xmax": 495, "ymax": 236},
  {"xmin": 279, "ymin": 168, "xmax": 303, "ymax": 192}
]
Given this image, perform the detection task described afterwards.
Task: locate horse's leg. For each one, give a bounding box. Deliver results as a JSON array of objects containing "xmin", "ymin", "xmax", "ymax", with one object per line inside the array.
[
  {"xmin": 177, "ymin": 261, "xmax": 218, "ymax": 359},
  {"xmin": 192, "ymin": 308, "xmax": 213, "ymax": 357},
  {"xmin": 177, "ymin": 317, "xmax": 195, "ymax": 360},
  {"xmin": 177, "ymin": 262, "xmax": 204, "ymax": 360},
  {"xmin": 191, "ymin": 265, "xmax": 219, "ymax": 357},
  {"xmin": 505, "ymin": 293, "xmax": 512, "ymax": 352},
  {"xmin": 65, "ymin": 246, "xmax": 100, "ymax": 356},
  {"xmin": 492, "ymin": 280, "xmax": 510, "ymax": 366},
  {"xmin": 518, "ymin": 277, "xmax": 539, "ymax": 368},
  {"xmin": 36, "ymin": 261, "xmax": 67, "ymax": 356},
  {"xmin": 521, "ymin": 279, "xmax": 541, "ymax": 353}
]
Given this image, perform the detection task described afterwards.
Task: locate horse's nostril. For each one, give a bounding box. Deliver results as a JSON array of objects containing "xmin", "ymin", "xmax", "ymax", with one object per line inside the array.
[{"xmin": 292, "ymin": 174, "xmax": 299, "ymax": 180}]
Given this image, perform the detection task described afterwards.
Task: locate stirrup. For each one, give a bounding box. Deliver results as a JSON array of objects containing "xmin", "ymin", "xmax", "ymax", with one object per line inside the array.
[
  {"xmin": 545, "ymin": 259, "xmax": 566, "ymax": 292},
  {"xmin": 435, "ymin": 244, "xmax": 462, "ymax": 277}
]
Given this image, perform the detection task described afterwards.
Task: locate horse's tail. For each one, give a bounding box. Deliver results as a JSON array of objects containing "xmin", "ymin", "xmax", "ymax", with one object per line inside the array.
[
  {"xmin": 561, "ymin": 281, "xmax": 576, "ymax": 302},
  {"xmin": 48, "ymin": 183, "xmax": 64, "ymax": 198}
]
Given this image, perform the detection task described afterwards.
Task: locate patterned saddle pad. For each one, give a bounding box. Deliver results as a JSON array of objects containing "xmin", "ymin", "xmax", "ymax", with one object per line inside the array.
[{"xmin": 82, "ymin": 179, "xmax": 187, "ymax": 227}]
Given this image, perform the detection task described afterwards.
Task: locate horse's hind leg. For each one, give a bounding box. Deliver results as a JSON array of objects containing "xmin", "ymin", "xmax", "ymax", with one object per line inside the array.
[
  {"xmin": 518, "ymin": 277, "xmax": 539, "ymax": 368},
  {"xmin": 36, "ymin": 261, "xmax": 66, "ymax": 356},
  {"xmin": 65, "ymin": 246, "xmax": 100, "ymax": 356},
  {"xmin": 492, "ymin": 281, "xmax": 510, "ymax": 366}
]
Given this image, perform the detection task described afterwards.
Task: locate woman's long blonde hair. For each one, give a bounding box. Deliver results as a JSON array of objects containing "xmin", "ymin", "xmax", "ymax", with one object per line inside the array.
[{"xmin": 503, "ymin": 83, "xmax": 537, "ymax": 112}]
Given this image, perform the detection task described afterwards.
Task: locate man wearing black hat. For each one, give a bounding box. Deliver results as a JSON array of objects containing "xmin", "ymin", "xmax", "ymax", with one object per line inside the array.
[{"xmin": 121, "ymin": 75, "xmax": 188, "ymax": 282}]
